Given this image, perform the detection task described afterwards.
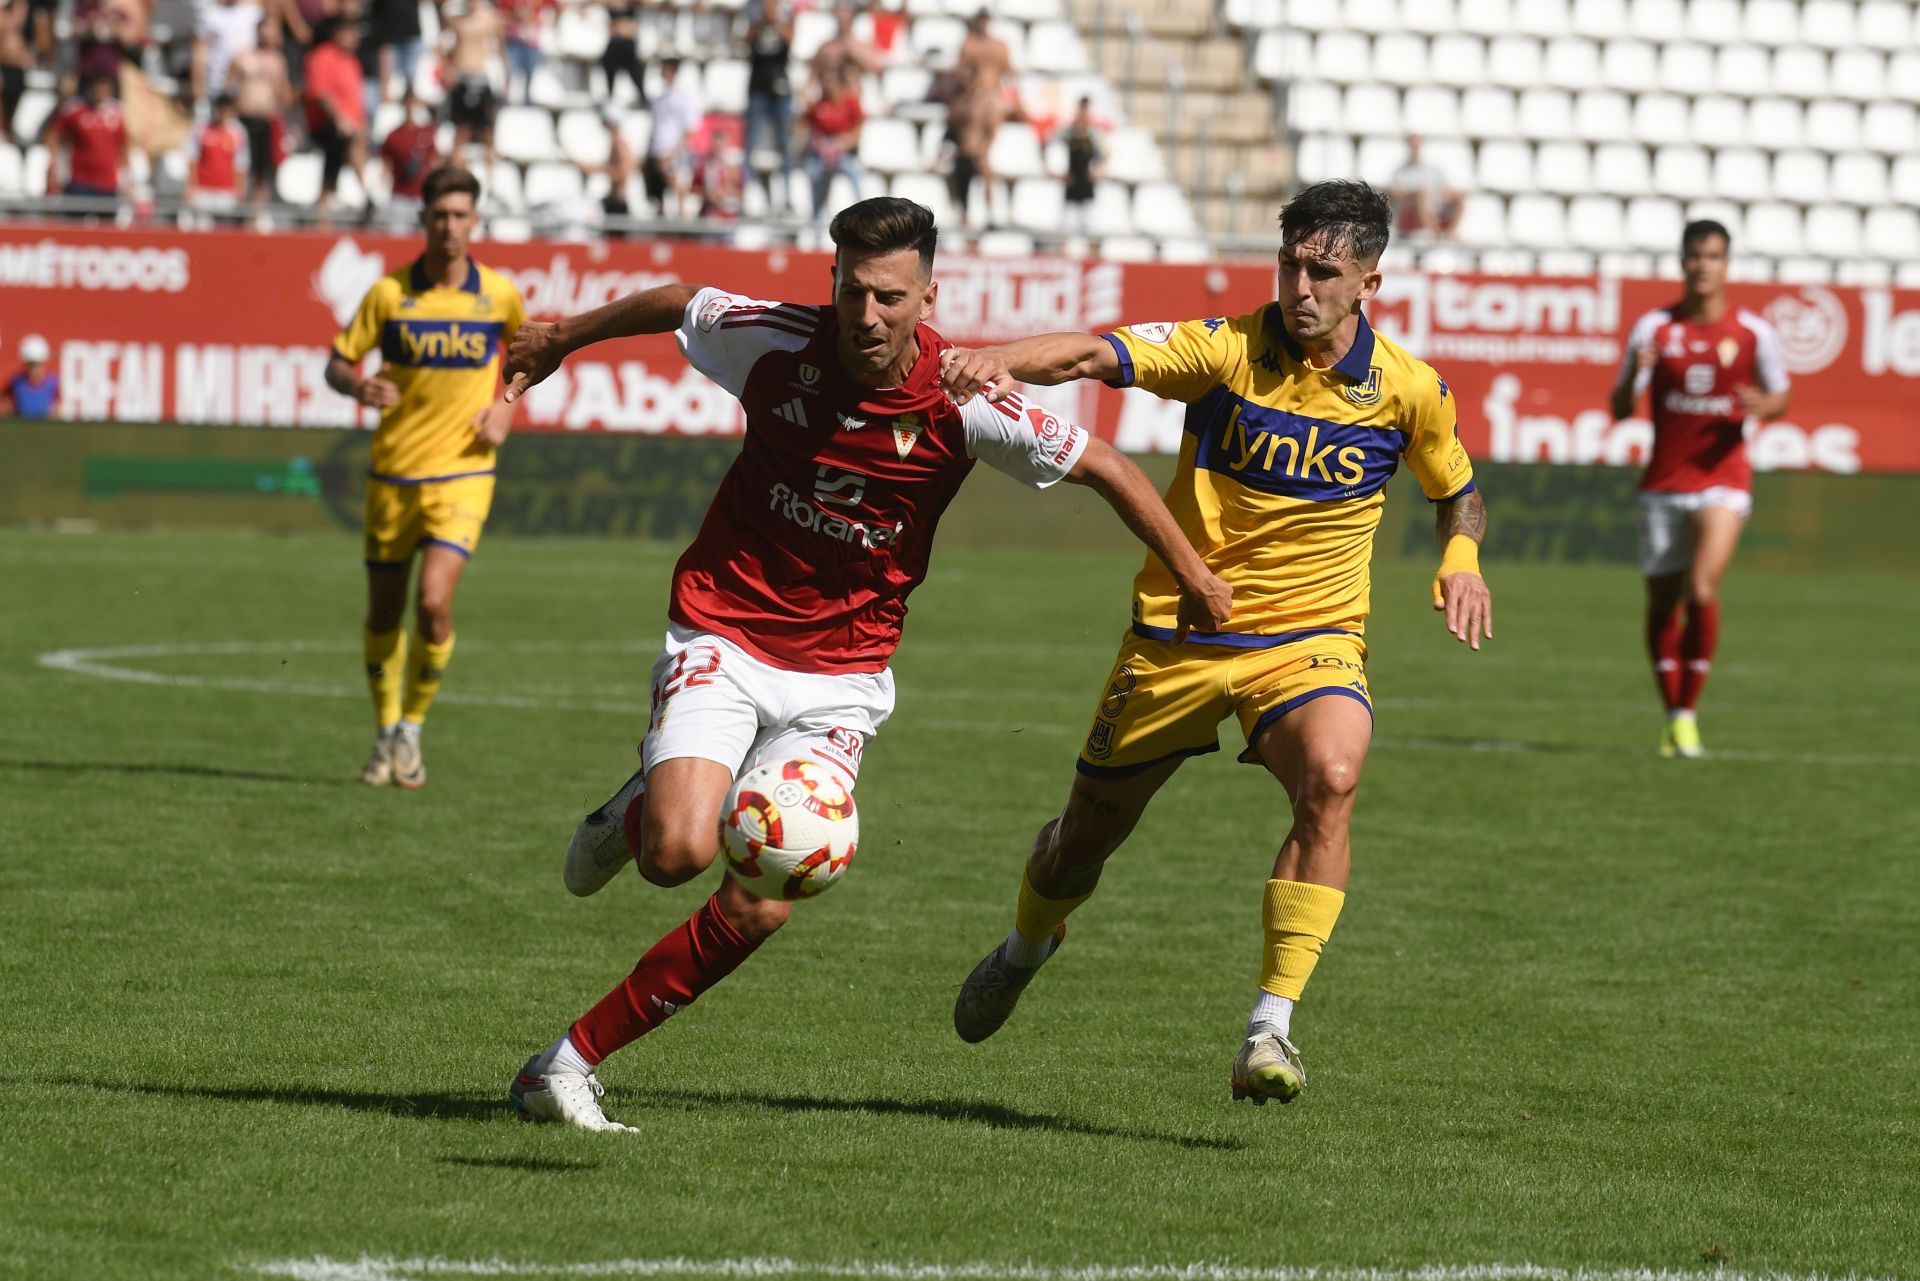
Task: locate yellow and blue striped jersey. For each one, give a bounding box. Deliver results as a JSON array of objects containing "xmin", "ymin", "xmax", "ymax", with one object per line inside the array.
[
  {"xmin": 332, "ymin": 258, "xmax": 525, "ymax": 482},
  {"xmin": 1105, "ymin": 306, "xmax": 1473, "ymax": 641}
]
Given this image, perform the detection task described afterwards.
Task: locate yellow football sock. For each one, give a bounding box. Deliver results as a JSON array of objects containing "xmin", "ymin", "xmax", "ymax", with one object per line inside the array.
[
  {"xmin": 1260, "ymin": 878, "xmax": 1347, "ymax": 1000},
  {"xmin": 400, "ymin": 629, "xmax": 456, "ymax": 724},
  {"xmin": 1014, "ymin": 867, "xmax": 1093, "ymax": 943},
  {"xmin": 363, "ymin": 625, "xmax": 406, "ymax": 727}
]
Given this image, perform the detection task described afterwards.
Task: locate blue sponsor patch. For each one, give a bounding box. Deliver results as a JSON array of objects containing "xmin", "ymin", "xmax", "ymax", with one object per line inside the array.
[
  {"xmin": 380, "ymin": 319, "xmax": 503, "ymax": 368},
  {"xmin": 1187, "ymin": 389, "xmax": 1404, "ymax": 501}
]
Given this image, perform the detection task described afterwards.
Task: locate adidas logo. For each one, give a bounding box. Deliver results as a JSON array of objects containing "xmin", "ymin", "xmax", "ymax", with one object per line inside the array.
[
  {"xmin": 772, "ymin": 398, "xmax": 808, "ymax": 427},
  {"xmin": 650, "ymin": 996, "xmax": 682, "ymax": 1019}
]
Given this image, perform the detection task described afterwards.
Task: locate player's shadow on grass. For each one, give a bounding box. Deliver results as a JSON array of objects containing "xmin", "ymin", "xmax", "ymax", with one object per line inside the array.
[
  {"xmin": 63, "ymin": 1078, "xmax": 505, "ymax": 1123},
  {"xmin": 440, "ymin": 1155, "xmax": 603, "ymax": 1173},
  {"xmin": 649, "ymin": 1086, "xmax": 1247, "ymax": 1152},
  {"xmin": 0, "ymin": 758, "xmax": 351, "ymax": 786}
]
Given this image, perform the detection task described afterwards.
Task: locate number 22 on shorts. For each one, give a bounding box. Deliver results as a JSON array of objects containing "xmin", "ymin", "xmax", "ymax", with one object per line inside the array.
[{"xmin": 650, "ymin": 645, "xmax": 722, "ymax": 730}]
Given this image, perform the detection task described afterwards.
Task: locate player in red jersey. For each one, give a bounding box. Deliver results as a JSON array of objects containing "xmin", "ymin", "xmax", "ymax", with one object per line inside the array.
[
  {"xmin": 496, "ymin": 197, "xmax": 1232, "ymax": 1131},
  {"xmin": 1610, "ymin": 220, "xmax": 1790, "ymax": 758}
]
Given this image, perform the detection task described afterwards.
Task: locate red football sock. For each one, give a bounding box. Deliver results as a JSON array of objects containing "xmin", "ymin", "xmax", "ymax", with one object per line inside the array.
[
  {"xmin": 568, "ymin": 893, "xmax": 762, "ymax": 1065},
  {"xmin": 1679, "ymin": 601, "xmax": 1721, "ymax": 711},
  {"xmin": 1646, "ymin": 602, "xmax": 1686, "ymax": 711}
]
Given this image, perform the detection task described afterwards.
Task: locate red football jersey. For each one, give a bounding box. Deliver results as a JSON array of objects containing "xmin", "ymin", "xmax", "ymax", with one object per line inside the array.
[
  {"xmin": 670, "ymin": 288, "xmax": 1090, "ymax": 674},
  {"xmin": 192, "ymin": 120, "xmax": 247, "ymax": 193},
  {"xmin": 53, "ymin": 96, "xmax": 126, "ymax": 192},
  {"xmin": 1621, "ymin": 304, "xmax": 1789, "ymax": 493}
]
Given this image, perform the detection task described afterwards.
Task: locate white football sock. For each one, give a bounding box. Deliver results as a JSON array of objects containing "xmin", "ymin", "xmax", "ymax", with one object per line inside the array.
[
  {"xmin": 1002, "ymin": 926, "xmax": 1055, "ymax": 969},
  {"xmin": 1247, "ymin": 991, "xmax": 1294, "ymax": 1039},
  {"xmin": 396, "ymin": 719, "xmax": 423, "ymax": 739},
  {"xmin": 540, "ymin": 1034, "xmax": 594, "ymax": 1078}
]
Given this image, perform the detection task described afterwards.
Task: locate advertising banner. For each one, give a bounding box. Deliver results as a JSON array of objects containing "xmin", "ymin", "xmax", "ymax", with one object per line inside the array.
[{"xmin": 2, "ymin": 224, "xmax": 1915, "ymax": 472}]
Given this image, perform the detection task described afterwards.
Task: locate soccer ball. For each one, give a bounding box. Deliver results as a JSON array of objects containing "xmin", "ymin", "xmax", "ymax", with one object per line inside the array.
[{"xmin": 719, "ymin": 759, "xmax": 859, "ymax": 900}]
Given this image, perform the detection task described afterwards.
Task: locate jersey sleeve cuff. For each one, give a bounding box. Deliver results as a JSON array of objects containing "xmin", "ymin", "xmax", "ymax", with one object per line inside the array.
[
  {"xmin": 1100, "ymin": 332, "xmax": 1135, "ymax": 388},
  {"xmin": 1426, "ymin": 478, "xmax": 1477, "ymax": 504}
]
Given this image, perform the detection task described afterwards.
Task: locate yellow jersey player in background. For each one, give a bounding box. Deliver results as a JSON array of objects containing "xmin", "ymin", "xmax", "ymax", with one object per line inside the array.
[
  {"xmin": 939, "ymin": 179, "xmax": 1493, "ymax": 1105},
  {"xmin": 325, "ymin": 165, "xmax": 525, "ymax": 789}
]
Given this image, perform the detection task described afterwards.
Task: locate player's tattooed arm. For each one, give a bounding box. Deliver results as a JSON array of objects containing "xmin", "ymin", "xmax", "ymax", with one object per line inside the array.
[
  {"xmin": 1432, "ymin": 488, "xmax": 1492, "ymax": 650},
  {"xmin": 1435, "ymin": 486, "xmax": 1487, "ymax": 547},
  {"xmin": 504, "ymin": 283, "xmax": 703, "ymax": 402}
]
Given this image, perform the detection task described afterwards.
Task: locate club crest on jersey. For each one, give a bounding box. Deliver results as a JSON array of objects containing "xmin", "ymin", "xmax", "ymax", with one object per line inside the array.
[
  {"xmin": 1717, "ymin": 337, "xmax": 1740, "ymax": 368},
  {"xmin": 892, "ymin": 411, "xmax": 923, "ymax": 459},
  {"xmin": 1343, "ymin": 365, "xmax": 1384, "ymax": 407},
  {"xmin": 1128, "ymin": 322, "xmax": 1176, "ymax": 345},
  {"xmin": 696, "ymin": 294, "xmax": 734, "ymax": 332}
]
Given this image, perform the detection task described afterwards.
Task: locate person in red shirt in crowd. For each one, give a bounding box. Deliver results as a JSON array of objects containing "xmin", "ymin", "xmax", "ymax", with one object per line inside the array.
[
  {"xmin": 1610, "ymin": 219, "xmax": 1791, "ymax": 759},
  {"xmin": 303, "ymin": 16, "xmax": 368, "ymax": 214},
  {"xmin": 379, "ymin": 84, "xmax": 439, "ymax": 225},
  {"xmin": 801, "ymin": 62, "xmax": 863, "ymax": 227},
  {"xmin": 186, "ymin": 92, "xmax": 249, "ymax": 216},
  {"xmin": 46, "ymin": 71, "xmax": 128, "ymax": 204}
]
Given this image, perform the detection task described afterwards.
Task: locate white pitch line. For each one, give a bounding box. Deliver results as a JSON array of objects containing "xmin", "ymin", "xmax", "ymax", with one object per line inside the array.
[{"xmin": 247, "ymin": 1257, "xmax": 1913, "ymax": 1281}]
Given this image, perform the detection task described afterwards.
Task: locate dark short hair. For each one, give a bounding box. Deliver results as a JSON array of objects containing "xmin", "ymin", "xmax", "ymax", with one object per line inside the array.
[
  {"xmin": 830, "ymin": 197, "xmax": 938, "ymax": 277},
  {"xmin": 1682, "ymin": 219, "xmax": 1731, "ymax": 252},
  {"xmin": 1279, "ymin": 179, "xmax": 1393, "ymax": 266},
  {"xmin": 422, "ymin": 165, "xmax": 482, "ymax": 206}
]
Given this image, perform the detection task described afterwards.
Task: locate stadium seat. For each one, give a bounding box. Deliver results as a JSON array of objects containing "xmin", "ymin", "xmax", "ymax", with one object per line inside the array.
[
  {"xmin": 1159, "ymin": 237, "xmax": 1214, "ymax": 263},
  {"xmin": 1892, "ymin": 154, "xmax": 1920, "ymax": 206},
  {"xmin": 524, "ymin": 161, "xmax": 585, "ymax": 210},
  {"xmin": 1473, "ymin": 138, "xmax": 1532, "ymax": 195},
  {"xmin": 1355, "ymin": 134, "xmax": 1409, "ymax": 184},
  {"xmin": 1538, "ymin": 248, "xmax": 1596, "ymax": 276},
  {"xmin": 1630, "ymin": 92, "xmax": 1689, "ymax": 146},
  {"xmin": 1746, "ymin": 97, "xmax": 1803, "ymax": 149},
  {"xmin": 1651, "ymin": 144, "xmax": 1711, "ymax": 199},
  {"xmin": 1803, "ymin": 204, "xmax": 1862, "ymax": 258},
  {"xmin": 1836, "ymin": 259, "xmax": 1894, "ymax": 287},
  {"xmin": 0, "ymin": 142, "xmax": 21, "ymax": 197},
  {"xmin": 1343, "ymin": 84, "xmax": 1403, "ymax": 136},
  {"xmin": 1771, "ymin": 47, "xmax": 1827, "ymax": 100},
  {"xmin": 1102, "ymin": 128, "xmax": 1168, "ymax": 184},
  {"xmin": 553, "ymin": 5, "xmax": 608, "ymax": 60},
  {"xmin": 1512, "ymin": 0, "xmax": 1569, "ymax": 37},
  {"xmin": 1771, "ymin": 150, "xmax": 1829, "ymax": 203},
  {"xmin": 1624, "ymin": 0, "xmax": 1680, "ymax": 41},
  {"xmin": 1624, "ymin": 194, "xmax": 1681, "ymax": 251},
  {"xmin": 1009, "ymin": 175, "xmax": 1065, "ymax": 231},
  {"xmin": 790, "ymin": 9, "xmax": 838, "ymax": 62},
  {"xmin": 987, "ymin": 122, "xmax": 1045, "ymax": 180},
  {"xmin": 1574, "ymin": 89, "xmax": 1633, "ymax": 142},
  {"xmin": 886, "ymin": 171, "xmax": 953, "ymax": 224},
  {"xmin": 1591, "ymin": 142, "xmax": 1651, "ymax": 196},
  {"xmin": 496, "ymin": 107, "xmax": 559, "ymax": 164},
  {"xmin": 1253, "ymin": 30, "xmax": 1313, "ymax": 83},
  {"xmin": 485, "ymin": 216, "xmax": 533, "ymax": 243},
  {"xmin": 1862, "ymin": 103, "xmax": 1917, "ymax": 156},
  {"xmin": 1534, "ymin": 140, "xmax": 1591, "ymax": 193},
  {"xmin": 1486, "ymin": 36, "xmax": 1543, "ymax": 89},
  {"xmin": 1743, "ymin": 201, "xmax": 1803, "ymax": 257},
  {"xmin": 1741, "ymin": 0, "xmax": 1798, "ymax": 46},
  {"xmin": 1398, "ymin": 0, "xmax": 1458, "ymax": 37},
  {"xmin": 1087, "ymin": 181, "xmax": 1135, "ymax": 237},
  {"xmin": 1343, "ymin": 0, "xmax": 1399, "ymax": 34},
  {"xmin": 1805, "ymin": 101, "xmax": 1861, "ymax": 153},
  {"xmin": 276, "ymin": 153, "xmax": 322, "ymax": 205},
  {"xmin": 1565, "ymin": 194, "xmax": 1625, "ymax": 249},
  {"xmin": 1569, "ymin": 0, "xmax": 1626, "ymax": 39},
  {"xmin": 21, "ymin": 143, "xmax": 46, "ymax": 197},
  {"xmin": 1460, "ymin": 87, "xmax": 1517, "ymax": 138},
  {"xmin": 702, "ymin": 60, "xmax": 750, "ymax": 115},
  {"xmin": 1518, "ymin": 88, "xmax": 1574, "ymax": 140},
  {"xmin": 1863, "ymin": 207, "xmax": 1920, "ymax": 261},
  {"xmin": 1402, "ymin": 85, "xmax": 1461, "ymax": 137},
  {"xmin": 1891, "ymin": 52, "xmax": 1920, "ymax": 106},
  {"xmin": 1831, "ymin": 153, "xmax": 1890, "ymax": 206},
  {"xmin": 910, "ymin": 15, "xmax": 967, "ymax": 67},
  {"xmin": 1542, "ymin": 37, "xmax": 1601, "ymax": 90},
  {"xmin": 371, "ymin": 102, "xmax": 405, "ymax": 145},
  {"xmin": 527, "ymin": 65, "xmax": 577, "ymax": 111},
  {"xmin": 1798, "ymin": 0, "xmax": 1855, "ymax": 50},
  {"xmin": 1422, "ymin": 136, "xmax": 1475, "ymax": 188},
  {"xmin": 1296, "ymin": 133, "xmax": 1357, "ymax": 183},
  {"xmin": 1682, "ymin": 0, "xmax": 1740, "ymax": 43},
  {"xmin": 1600, "ymin": 39, "xmax": 1657, "ymax": 92},
  {"xmin": 1315, "ymin": 31, "xmax": 1374, "ymax": 84},
  {"xmin": 1856, "ymin": 0, "xmax": 1916, "ymax": 51},
  {"xmin": 1426, "ymin": 34, "xmax": 1486, "ymax": 89},
  {"xmin": 1713, "ymin": 43, "xmax": 1770, "ymax": 97},
  {"xmin": 1657, "ymin": 42, "xmax": 1713, "ymax": 95},
  {"xmin": 1710, "ymin": 147, "xmax": 1770, "ymax": 201},
  {"xmin": 1285, "ymin": 83, "xmax": 1342, "ymax": 132},
  {"xmin": 1132, "ymin": 182, "xmax": 1201, "ymax": 238},
  {"xmin": 1025, "ymin": 21, "xmax": 1088, "ymax": 74},
  {"xmin": 1829, "ymin": 50, "xmax": 1888, "ymax": 105},
  {"xmin": 13, "ymin": 88, "xmax": 54, "ymax": 141},
  {"xmin": 1689, "ymin": 95, "xmax": 1744, "ymax": 148},
  {"xmin": 857, "ymin": 118, "xmax": 921, "ymax": 175},
  {"xmin": 1371, "ymin": 33, "xmax": 1429, "ymax": 86},
  {"xmin": 1453, "ymin": 191, "xmax": 1506, "ymax": 246},
  {"xmin": 1225, "ymin": 0, "xmax": 1283, "ymax": 27},
  {"xmin": 1454, "ymin": 0, "xmax": 1511, "ymax": 37},
  {"xmin": 975, "ymin": 229, "xmax": 1036, "ymax": 257},
  {"xmin": 557, "ymin": 109, "xmax": 610, "ymax": 167},
  {"xmin": 1097, "ymin": 235, "xmax": 1157, "ymax": 262},
  {"xmin": 483, "ymin": 160, "xmax": 525, "ymax": 212},
  {"xmin": 1774, "ymin": 258, "xmax": 1834, "ymax": 285}
]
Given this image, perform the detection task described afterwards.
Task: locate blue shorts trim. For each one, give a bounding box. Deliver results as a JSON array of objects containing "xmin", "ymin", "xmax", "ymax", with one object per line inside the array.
[
  {"xmin": 364, "ymin": 558, "xmax": 411, "ymax": 569},
  {"xmin": 1237, "ymin": 686, "xmax": 1374, "ymax": 764},
  {"xmin": 1129, "ymin": 623, "xmax": 1356, "ymax": 650},
  {"xmin": 1075, "ymin": 741, "xmax": 1220, "ymax": 779},
  {"xmin": 1100, "ymin": 333, "xmax": 1135, "ymax": 388},
  {"xmin": 368, "ymin": 469, "xmax": 497, "ymax": 486},
  {"xmin": 420, "ymin": 537, "xmax": 472, "ymax": 558}
]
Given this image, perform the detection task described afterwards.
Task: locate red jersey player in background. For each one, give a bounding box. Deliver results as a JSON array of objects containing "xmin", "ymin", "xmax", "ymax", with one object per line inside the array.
[
  {"xmin": 497, "ymin": 197, "xmax": 1232, "ymax": 1132},
  {"xmin": 1610, "ymin": 220, "xmax": 1790, "ymax": 759}
]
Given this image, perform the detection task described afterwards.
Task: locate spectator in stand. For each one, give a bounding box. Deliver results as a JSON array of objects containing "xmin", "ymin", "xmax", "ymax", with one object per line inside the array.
[
  {"xmin": 601, "ymin": 0, "xmax": 645, "ymax": 107},
  {"xmin": 944, "ymin": 61, "xmax": 1002, "ymax": 229},
  {"xmin": 695, "ymin": 138, "xmax": 742, "ymax": 222},
  {"xmin": 305, "ymin": 16, "xmax": 368, "ymax": 214},
  {"xmin": 801, "ymin": 61, "xmax": 863, "ymax": 226},
  {"xmin": 588, "ymin": 108, "xmax": 636, "ymax": 232},
  {"xmin": 741, "ymin": 0, "xmax": 794, "ymax": 217},
  {"xmin": 2, "ymin": 335, "xmax": 58, "ymax": 420},
  {"xmin": 379, "ymin": 84, "xmax": 438, "ymax": 224},
  {"xmin": 367, "ymin": 0, "xmax": 422, "ymax": 105},
  {"xmin": 46, "ymin": 71, "xmax": 129, "ymax": 207},
  {"xmin": 497, "ymin": 0, "xmax": 546, "ymax": 105},
  {"xmin": 1, "ymin": 0, "xmax": 28, "ymax": 147},
  {"xmin": 442, "ymin": 0, "xmax": 503, "ymax": 170},
  {"xmin": 807, "ymin": 3, "xmax": 881, "ymax": 97},
  {"xmin": 642, "ymin": 56, "xmax": 699, "ymax": 219},
  {"xmin": 193, "ymin": 0, "xmax": 260, "ymax": 105},
  {"xmin": 1057, "ymin": 95, "xmax": 1102, "ymax": 243},
  {"xmin": 954, "ymin": 8, "xmax": 1010, "ymax": 97},
  {"xmin": 186, "ymin": 91, "xmax": 248, "ymax": 215},
  {"xmin": 1388, "ymin": 135, "xmax": 1461, "ymax": 241},
  {"xmin": 14, "ymin": 0, "xmax": 51, "ymax": 70},
  {"xmin": 684, "ymin": 0, "xmax": 728, "ymax": 60},
  {"xmin": 229, "ymin": 13, "xmax": 292, "ymax": 211}
]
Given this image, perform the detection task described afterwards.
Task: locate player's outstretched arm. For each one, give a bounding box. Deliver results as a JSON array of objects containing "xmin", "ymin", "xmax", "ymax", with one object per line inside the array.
[
  {"xmin": 503, "ymin": 283, "xmax": 703, "ymax": 403},
  {"xmin": 1066, "ymin": 437, "xmax": 1231, "ymax": 640},
  {"xmin": 1609, "ymin": 342, "xmax": 1654, "ymax": 421},
  {"xmin": 1431, "ymin": 488, "xmax": 1492, "ymax": 651},
  {"xmin": 941, "ymin": 333, "xmax": 1119, "ymax": 404}
]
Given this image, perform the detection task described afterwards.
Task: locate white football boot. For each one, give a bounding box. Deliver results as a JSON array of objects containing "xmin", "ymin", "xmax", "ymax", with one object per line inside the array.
[
  {"xmin": 358, "ymin": 727, "xmax": 396, "ymax": 786},
  {"xmin": 1231, "ymin": 1027, "xmax": 1307, "ymax": 1106},
  {"xmin": 508, "ymin": 1056, "xmax": 636, "ymax": 1133},
  {"xmin": 564, "ymin": 767, "xmax": 647, "ymax": 897},
  {"xmin": 390, "ymin": 723, "xmax": 426, "ymax": 789}
]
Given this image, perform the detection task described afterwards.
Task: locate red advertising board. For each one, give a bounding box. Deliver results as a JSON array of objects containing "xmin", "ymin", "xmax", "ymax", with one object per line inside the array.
[{"xmin": 3, "ymin": 224, "xmax": 1916, "ymax": 471}]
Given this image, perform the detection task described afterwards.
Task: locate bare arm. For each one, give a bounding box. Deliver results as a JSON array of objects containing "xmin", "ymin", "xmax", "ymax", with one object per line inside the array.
[
  {"xmin": 1610, "ymin": 343, "xmax": 1654, "ymax": 421},
  {"xmin": 1738, "ymin": 384, "xmax": 1791, "ymax": 420},
  {"xmin": 940, "ymin": 332, "xmax": 1118, "ymax": 403},
  {"xmin": 325, "ymin": 354, "xmax": 400, "ymax": 407},
  {"xmin": 503, "ymin": 282, "xmax": 701, "ymax": 402},
  {"xmin": 1066, "ymin": 436, "xmax": 1231, "ymax": 639},
  {"xmin": 1431, "ymin": 487, "xmax": 1492, "ymax": 650}
]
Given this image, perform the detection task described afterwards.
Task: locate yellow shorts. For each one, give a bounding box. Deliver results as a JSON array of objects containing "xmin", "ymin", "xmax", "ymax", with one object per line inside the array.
[
  {"xmin": 1077, "ymin": 626, "xmax": 1372, "ymax": 778},
  {"xmin": 363, "ymin": 472, "xmax": 496, "ymax": 565}
]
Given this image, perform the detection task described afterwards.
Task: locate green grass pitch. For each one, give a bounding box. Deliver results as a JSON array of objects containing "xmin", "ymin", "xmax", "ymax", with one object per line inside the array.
[{"xmin": 1, "ymin": 527, "xmax": 1915, "ymax": 1281}]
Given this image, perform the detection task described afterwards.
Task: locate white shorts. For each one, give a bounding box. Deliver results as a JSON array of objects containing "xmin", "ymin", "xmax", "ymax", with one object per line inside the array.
[
  {"xmin": 1637, "ymin": 487, "xmax": 1753, "ymax": 577},
  {"xmin": 639, "ymin": 623, "xmax": 895, "ymax": 789}
]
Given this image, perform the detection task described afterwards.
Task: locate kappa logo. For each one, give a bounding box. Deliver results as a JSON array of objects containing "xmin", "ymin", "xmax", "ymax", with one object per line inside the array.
[
  {"xmin": 1343, "ymin": 365, "xmax": 1384, "ymax": 407},
  {"xmin": 812, "ymin": 464, "xmax": 867, "ymax": 507},
  {"xmin": 773, "ymin": 397, "xmax": 809, "ymax": 427}
]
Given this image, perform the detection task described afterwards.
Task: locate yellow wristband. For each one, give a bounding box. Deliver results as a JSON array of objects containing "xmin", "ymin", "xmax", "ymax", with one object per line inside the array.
[{"xmin": 1432, "ymin": 535, "xmax": 1481, "ymax": 605}]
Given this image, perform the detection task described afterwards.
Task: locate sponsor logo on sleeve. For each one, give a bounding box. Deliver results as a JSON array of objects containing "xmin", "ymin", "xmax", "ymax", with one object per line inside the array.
[
  {"xmin": 1128, "ymin": 322, "xmax": 1176, "ymax": 345},
  {"xmin": 696, "ymin": 293, "xmax": 735, "ymax": 332}
]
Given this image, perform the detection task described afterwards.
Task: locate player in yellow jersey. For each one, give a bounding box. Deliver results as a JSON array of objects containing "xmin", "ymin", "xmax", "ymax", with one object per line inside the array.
[
  {"xmin": 939, "ymin": 181, "xmax": 1494, "ymax": 1104},
  {"xmin": 325, "ymin": 165, "xmax": 526, "ymax": 788}
]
